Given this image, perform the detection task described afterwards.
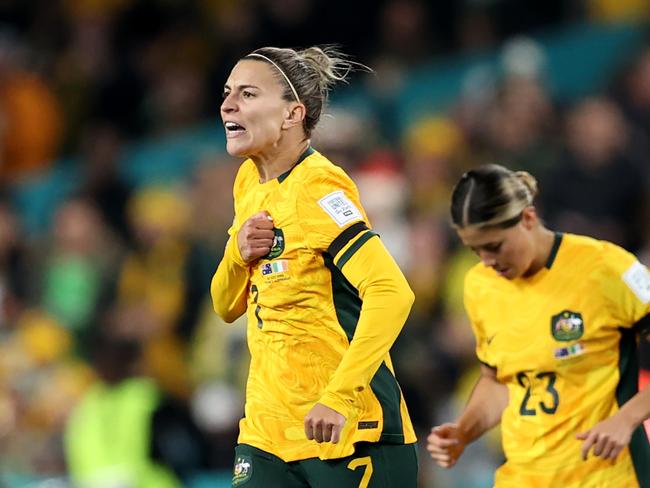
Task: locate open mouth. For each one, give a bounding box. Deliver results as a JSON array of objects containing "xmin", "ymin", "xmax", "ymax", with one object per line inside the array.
[{"xmin": 224, "ymin": 121, "xmax": 246, "ymax": 136}]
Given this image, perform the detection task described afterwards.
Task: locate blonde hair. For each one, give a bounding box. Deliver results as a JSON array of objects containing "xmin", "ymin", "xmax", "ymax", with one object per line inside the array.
[
  {"xmin": 244, "ymin": 46, "xmax": 370, "ymax": 137},
  {"xmin": 451, "ymin": 164, "xmax": 538, "ymax": 229}
]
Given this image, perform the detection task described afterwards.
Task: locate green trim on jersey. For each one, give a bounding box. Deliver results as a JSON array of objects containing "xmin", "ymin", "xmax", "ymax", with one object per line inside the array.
[
  {"xmin": 335, "ymin": 231, "xmax": 378, "ymax": 269},
  {"xmin": 616, "ymin": 327, "xmax": 650, "ymax": 487},
  {"xmin": 634, "ymin": 314, "xmax": 650, "ymax": 335},
  {"xmin": 323, "ymin": 253, "xmax": 362, "ymax": 342},
  {"xmin": 545, "ymin": 232, "xmax": 564, "ymax": 269},
  {"xmin": 278, "ymin": 146, "xmax": 315, "ymax": 183},
  {"xmin": 323, "ymin": 252, "xmax": 406, "ymax": 443},
  {"xmin": 370, "ymin": 363, "xmax": 405, "ymax": 443},
  {"xmin": 479, "ymin": 359, "xmax": 497, "ymax": 371},
  {"xmin": 328, "ymin": 222, "xmax": 368, "ymax": 259}
]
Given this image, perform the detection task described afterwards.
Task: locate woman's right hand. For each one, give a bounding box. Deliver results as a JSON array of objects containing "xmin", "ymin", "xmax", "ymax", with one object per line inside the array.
[
  {"xmin": 426, "ymin": 422, "xmax": 467, "ymax": 468},
  {"xmin": 237, "ymin": 211, "xmax": 275, "ymax": 263}
]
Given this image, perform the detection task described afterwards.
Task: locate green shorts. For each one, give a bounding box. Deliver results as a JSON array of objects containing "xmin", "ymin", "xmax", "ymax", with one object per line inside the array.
[{"xmin": 231, "ymin": 442, "xmax": 418, "ymax": 488}]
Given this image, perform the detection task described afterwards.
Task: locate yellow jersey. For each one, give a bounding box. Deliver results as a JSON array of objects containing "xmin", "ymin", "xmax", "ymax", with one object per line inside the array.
[
  {"xmin": 211, "ymin": 147, "xmax": 416, "ymax": 462},
  {"xmin": 465, "ymin": 232, "xmax": 650, "ymax": 488}
]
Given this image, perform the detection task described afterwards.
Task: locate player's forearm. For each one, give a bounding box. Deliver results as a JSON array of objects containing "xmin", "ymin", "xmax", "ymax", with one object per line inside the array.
[
  {"xmin": 211, "ymin": 237, "xmax": 250, "ymax": 323},
  {"xmin": 319, "ymin": 237, "xmax": 415, "ymax": 415},
  {"xmin": 457, "ymin": 373, "xmax": 508, "ymax": 444},
  {"xmin": 617, "ymin": 383, "xmax": 650, "ymax": 430}
]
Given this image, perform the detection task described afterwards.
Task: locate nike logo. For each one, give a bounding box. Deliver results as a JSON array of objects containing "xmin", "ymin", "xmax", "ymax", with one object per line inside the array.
[{"xmin": 487, "ymin": 334, "xmax": 497, "ymax": 345}]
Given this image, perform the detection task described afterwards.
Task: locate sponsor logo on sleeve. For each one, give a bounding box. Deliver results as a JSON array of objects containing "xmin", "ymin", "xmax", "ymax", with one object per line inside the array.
[
  {"xmin": 622, "ymin": 260, "xmax": 650, "ymax": 304},
  {"xmin": 318, "ymin": 190, "xmax": 363, "ymax": 227}
]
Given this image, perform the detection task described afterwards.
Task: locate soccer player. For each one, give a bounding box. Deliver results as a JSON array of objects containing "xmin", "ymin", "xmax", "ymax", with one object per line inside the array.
[
  {"xmin": 427, "ymin": 164, "xmax": 650, "ymax": 487},
  {"xmin": 211, "ymin": 46, "xmax": 418, "ymax": 487}
]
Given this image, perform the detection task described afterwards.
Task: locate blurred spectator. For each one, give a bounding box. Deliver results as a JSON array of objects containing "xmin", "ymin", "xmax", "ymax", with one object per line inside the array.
[
  {"xmin": 370, "ymin": 0, "xmax": 433, "ymax": 95},
  {"xmin": 178, "ymin": 157, "xmax": 237, "ymax": 341},
  {"xmin": 188, "ymin": 311, "xmax": 247, "ymax": 470},
  {"xmin": 0, "ymin": 308, "xmax": 93, "ymax": 476},
  {"xmin": 65, "ymin": 327, "xmax": 205, "ymax": 488},
  {"xmin": 378, "ymin": 0, "xmax": 433, "ymax": 64},
  {"xmin": 311, "ymin": 106, "xmax": 376, "ymax": 172},
  {"xmin": 353, "ymin": 150, "xmax": 410, "ymax": 267},
  {"xmin": 182, "ymin": 158, "xmax": 248, "ymax": 469},
  {"xmin": 117, "ymin": 186, "xmax": 194, "ymax": 399},
  {"xmin": 613, "ymin": 46, "xmax": 650, "ymax": 168},
  {"xmin": 586, "ymin": 0, "xmax": 650, "ymax": 23},
  {"xmin": 0, "ymin": 3, "xmax": 647, "ymax": 486},
  {"xmin": 54, "ymin": 3, "xmax": 123, "ymax": 152},
  {"xmin": 455, "ymin": 4, "xmax": 497, "ymax": 53},
  {"xmin": 77, "ymin": 122, "xmax": 133, "ymax": 244},
  {"xmin": 140, "ymin": 23, "xmax": 211, "ymax": 135},
  {"xmin": 393, "ymin": 215, "xmax": 451, "ymax": 432},
  {"xmin": 403, "ymin": 116, "xmax": 467, "ymax": 219},
  {"xmin": 39, "ymin": 198, "xmax": 119, "ymax": 351},
  {"xmin": 0, "ymin": 31, "xmax": 62, "ymax": 183},
  {"xmin": 0, "ymin": 199, "xmax": 29, "ymax": 328},
  {"xmin": 480, "ymin": 75, "xmax": 558, "ymax": 176},
  {"xmin": 541, "ymin": 97, "xmax": 648, "ymax": 252}
]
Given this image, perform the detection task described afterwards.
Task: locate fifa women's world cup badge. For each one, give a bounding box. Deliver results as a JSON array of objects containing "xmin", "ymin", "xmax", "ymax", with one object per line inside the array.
[
  {"xmin": 551, "ymin": 310, "xmax": 584, "ymax": 341},
  {"xmin": 232, "ymin": 455, "xmax": 252, "ymax": 486},
  {"xmin": 264, "ymin": 228, "xmax": 285, "ymax": 259}
]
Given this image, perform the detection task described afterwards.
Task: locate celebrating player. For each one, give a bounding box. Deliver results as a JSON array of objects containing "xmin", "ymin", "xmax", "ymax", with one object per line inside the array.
[
  {"xmin": 211, "ymin": 46, "xmax": 418, "ymax": 487},
  {"xmin": 427, "ymin": 164, "xmax": 650, "ymax": 487}
]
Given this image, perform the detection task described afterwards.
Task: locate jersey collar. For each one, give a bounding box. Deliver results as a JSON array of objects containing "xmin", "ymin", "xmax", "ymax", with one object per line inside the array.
[
  {"xmin": 277, "ymin": 146, "xmax": 314, "ymax": 183},
  {"xmin": 545, "ymin": 232, "xmax": 564, "ymax": 269}
]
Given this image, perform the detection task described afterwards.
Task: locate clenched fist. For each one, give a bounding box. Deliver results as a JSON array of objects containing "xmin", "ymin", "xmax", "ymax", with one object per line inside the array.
[
  {"xmin": 237, "ymin": 211, "xmax": 275, "ymax": 263},
  {"xmin": 304, "ymin": 403, "xmax": 346, "ymax": 444}
]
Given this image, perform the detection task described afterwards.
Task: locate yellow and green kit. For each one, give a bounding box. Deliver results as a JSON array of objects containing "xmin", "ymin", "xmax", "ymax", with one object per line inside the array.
[{"xmin": 465, "ymin": 232, "xmax": 650, "ymax": 487}]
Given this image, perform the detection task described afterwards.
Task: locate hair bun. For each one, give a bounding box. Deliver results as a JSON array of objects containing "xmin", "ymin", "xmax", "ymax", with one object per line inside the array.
[{"xmin": 515, "ymin": 171, "xmax": 539, "ymax": 199}]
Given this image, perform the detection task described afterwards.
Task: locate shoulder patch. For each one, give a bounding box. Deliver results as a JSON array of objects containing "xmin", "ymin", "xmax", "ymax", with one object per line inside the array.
[
  {"xmin": 318, "ymin": 190, "xmax": 363, "ymax": 228},
  {"xmin": 622, "ymin": 260, "xmax": 650, "ymax": 304}
]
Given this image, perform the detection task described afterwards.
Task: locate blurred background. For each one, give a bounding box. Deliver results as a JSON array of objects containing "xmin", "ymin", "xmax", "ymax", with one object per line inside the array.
[{"xmin": 0, "ymin": 0, "xmax": 649, "ymax": 487}]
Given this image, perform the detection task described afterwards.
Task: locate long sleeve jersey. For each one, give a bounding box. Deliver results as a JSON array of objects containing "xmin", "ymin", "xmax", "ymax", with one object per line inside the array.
[{"xmin": 211, "ymin": 147, "xmax": 416, "ymax": 462}]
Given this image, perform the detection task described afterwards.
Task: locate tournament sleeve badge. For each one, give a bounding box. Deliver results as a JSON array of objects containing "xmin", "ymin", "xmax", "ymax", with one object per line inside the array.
[
  {"xmin": 318, "ymin": 190, "xmax": 363, "ymax": 228},
  {"xmin": 622, "ymin": 260, "xmax": 650, "ymax": 304}
]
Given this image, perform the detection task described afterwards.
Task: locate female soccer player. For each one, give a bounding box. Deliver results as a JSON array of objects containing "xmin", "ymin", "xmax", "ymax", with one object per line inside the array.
[
  {"xmin": 211, "ymin": 46, "xmax": 418, "ymax": 487},
  {"xmin": 427, "ymin": 164, "xmax": 650, "ymax": 487}
]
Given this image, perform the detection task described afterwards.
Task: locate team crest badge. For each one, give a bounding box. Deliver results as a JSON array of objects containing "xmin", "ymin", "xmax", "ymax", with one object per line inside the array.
[
  {"xmin": 264, "ymin": 228, "xmax": 285, "ymax": 259},
  {"xmin": 232, "ymin": 455, "xmax": 252, "ymax": 486},
  {"xmin": 551, "ymin": 310, "xmax": 584, "ymax": 341}
]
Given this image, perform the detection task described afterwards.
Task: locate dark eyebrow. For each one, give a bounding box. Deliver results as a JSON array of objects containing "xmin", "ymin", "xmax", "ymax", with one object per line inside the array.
[
  {"xmin": 223, "ymin": 84, "xmax": 261, "ymax": 91},
  {"xmin": 469, "ymin": 240, "xmax": 502, "ymax": 252}
]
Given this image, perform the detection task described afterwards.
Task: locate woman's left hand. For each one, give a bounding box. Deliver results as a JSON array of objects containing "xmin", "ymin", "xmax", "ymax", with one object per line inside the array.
[
  {"xmin": 304, "ymin": 403, "xmax": 346, "ymax": 444},
  {"xmin": 576, "ymin": 412, "xmax": 634, "ymax": 461}
]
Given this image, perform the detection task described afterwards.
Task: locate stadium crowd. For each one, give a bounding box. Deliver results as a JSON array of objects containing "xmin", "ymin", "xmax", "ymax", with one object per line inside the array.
[{"xmin": 0, "ymin": 0, "xmax": 649, "ymax": 487}]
